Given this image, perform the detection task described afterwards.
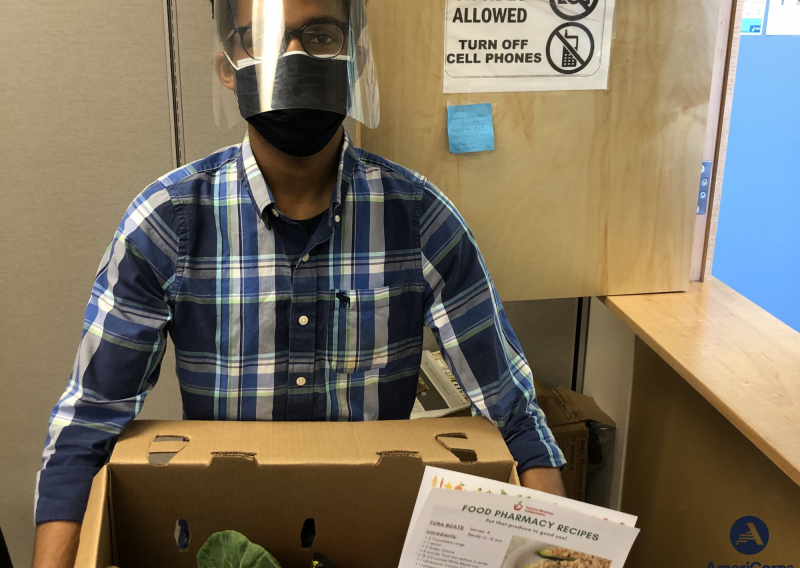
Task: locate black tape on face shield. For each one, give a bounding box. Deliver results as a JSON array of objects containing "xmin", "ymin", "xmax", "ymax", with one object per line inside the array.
[
  {"xmin": 234, "ymin": 53, "xmax": 350, "ymax": 117},
  {"xmin": 235, "ymin": 53, "xmax": 349, "ymax": 157}
]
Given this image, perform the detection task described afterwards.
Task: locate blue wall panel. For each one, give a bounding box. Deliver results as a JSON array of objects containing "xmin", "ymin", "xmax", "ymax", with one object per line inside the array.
[{"xmin": 712, "ymin": 10, "xmax": 800, "ymax": 332}]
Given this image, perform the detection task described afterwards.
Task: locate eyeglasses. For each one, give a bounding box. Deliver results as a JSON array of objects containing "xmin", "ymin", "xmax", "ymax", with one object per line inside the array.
[{"xmin": 226, "ymin": 22, "xmax": 348, "ymax": 60}]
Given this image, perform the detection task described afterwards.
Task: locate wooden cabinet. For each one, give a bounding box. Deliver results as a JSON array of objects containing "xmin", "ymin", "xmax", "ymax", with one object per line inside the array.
[{"xmin": 362, "ymin": 0, "xmax": 723, "ymax": 300}]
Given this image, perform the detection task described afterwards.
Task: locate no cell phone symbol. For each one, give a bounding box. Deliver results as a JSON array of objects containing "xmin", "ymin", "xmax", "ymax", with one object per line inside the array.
[
  {"xmin": 546, "ymin": 23, "xmax": 595, "ymax": 74},
  {"xmin": 550, "ymin": 0, "xmax": 600, "ymax": 21}
]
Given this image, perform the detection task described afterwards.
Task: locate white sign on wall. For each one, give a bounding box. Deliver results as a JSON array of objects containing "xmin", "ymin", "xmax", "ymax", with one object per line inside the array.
[
  {"xmin": 741, "ymin": 0, "xmax": 767, "ymax": 35},
  {"xmin": 443, "ymin": 0, "xmax": 616, "ymax": 94},
  {"xmin": 767, "ymin": 0, "xmax": 800, "ymax": 36}
]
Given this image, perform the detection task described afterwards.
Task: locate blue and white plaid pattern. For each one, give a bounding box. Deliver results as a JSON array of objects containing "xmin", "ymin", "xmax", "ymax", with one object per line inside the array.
[{"xmin": 36, "ymin": 132, "xmax": 564, "ymax": 524}]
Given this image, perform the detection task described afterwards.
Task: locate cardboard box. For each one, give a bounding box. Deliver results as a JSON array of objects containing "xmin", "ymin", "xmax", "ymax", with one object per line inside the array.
[
  {"xmin": 76, "ymin": 418, "xmax": 518, "ymax": 568},
  {"xmin": 533, "ymin": 378, "xmax": 551, "ymax": 411},
  {"xmin": 538, "ymin": 386, "xmax": 616, "ymax": 502}
]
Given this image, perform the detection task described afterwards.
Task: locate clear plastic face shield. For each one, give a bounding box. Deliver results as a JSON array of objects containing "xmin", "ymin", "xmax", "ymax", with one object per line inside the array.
[{"xmin": 212, "ymin": 0, "xmax": 380, "ymax": 130}]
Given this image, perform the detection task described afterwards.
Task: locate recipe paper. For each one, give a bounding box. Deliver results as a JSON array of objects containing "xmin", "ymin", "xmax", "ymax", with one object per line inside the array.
[
  {"xmin": 407, "ymin": 466, "xmax": 638, "ymax": 537},
  {"xmin": 399, "ymin": 488, "xmax": 640, "ymax": 568}
]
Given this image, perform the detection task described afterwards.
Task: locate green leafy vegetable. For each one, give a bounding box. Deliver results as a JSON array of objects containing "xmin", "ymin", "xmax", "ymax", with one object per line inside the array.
[{"xmin": 197, "ymin": 530, "xmax": 282, "ymax": 568}]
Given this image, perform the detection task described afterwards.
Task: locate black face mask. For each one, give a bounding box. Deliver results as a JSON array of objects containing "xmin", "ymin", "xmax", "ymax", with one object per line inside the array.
[
  {"xmin": 246, "ymin": 108, "xmax": 345, "ymax": 157},
  {"xmin": 235, "ymin": 53, "xmax": 349, "ymax": 157}
]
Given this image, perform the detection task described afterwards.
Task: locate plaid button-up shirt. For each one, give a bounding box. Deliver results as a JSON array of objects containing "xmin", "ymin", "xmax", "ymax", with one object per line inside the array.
[{"xmin": 36, "ymin": 132, "xmax": 565, "ymax": 524}]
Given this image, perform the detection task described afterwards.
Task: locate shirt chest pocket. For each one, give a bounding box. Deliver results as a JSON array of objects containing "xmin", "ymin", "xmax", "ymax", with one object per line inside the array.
[{"xmin": 326, "ymin": 284, "xmax": 419, "ymax": 374}]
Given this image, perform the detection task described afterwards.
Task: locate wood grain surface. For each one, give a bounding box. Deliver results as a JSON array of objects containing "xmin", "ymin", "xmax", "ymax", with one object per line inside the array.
[
  {"xmin": 604, "ymin": 277, "xmax": 800, "ymax": 486},
  {"xmin": 362, "ymin": 0, "xmax": 722, "ymax": 300},
  {"xmin": 690, "ymin": 0, "xmax": 736, "ymax": 281},
  {"xmin": 702, "ymin": 0, "xmax": 745, "ymax": 280},
  {"xmin": 622, "ymin": 338, "xmax": 800, "ymax": 563}
]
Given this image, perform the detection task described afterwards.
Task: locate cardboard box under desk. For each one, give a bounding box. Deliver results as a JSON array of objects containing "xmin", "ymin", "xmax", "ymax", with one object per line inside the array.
[
  {"xmin": 535, "ymin": 383, "xmax": 616, "ymax": 502},
  {"xmin": 76, "ymin": 418, "xmax": 518, "ymax": 568}
]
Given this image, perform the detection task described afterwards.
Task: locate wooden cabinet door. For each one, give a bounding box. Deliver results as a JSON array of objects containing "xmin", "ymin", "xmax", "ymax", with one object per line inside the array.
[{"xmin": 362, "ymin": 0, "xmax": 723, "ymax": 300}]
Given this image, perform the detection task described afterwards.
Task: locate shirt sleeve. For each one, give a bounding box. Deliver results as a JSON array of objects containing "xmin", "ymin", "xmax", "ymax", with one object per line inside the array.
[
  {"xmin": 35, "ymin": 182, "xmax": 180, "ymax": 524},
  {"xmin": 419, "ymin": 181, "xmax": 565, "ymax": 473}
]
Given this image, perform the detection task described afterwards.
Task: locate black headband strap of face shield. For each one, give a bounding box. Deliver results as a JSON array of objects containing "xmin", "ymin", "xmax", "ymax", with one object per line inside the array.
[
  {"xmin": 210, "ymin": 0, "xmax": 237, "ymax": 22},
  {"xmin": 208, "ymin": 0, "xmax": 238, "ymax": 28}
]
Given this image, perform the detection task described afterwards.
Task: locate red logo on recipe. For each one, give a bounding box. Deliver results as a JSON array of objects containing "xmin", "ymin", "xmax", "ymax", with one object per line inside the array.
[{"xmin": 513, "ymin": 501, "xmax": 523, "ymax": 511}]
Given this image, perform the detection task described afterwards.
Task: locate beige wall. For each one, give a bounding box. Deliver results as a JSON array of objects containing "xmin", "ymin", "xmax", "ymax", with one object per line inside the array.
[
  {"xmin": 622, "ymin": 338, "xmax": 800, "ymax": 562},
  {"xmin": 582, "ymin": 297, "xmax": 636, "ymax": 510},
  {"xmin": 503, "ymin": 299, "xmax": 578, "ymax": 390},
  {"xmin": 0, "ymin": 1, "xmax": 179, "ymax": 565},
  {"xmin": 176, "ymin": 0, "xmax": 247, "ymax": 162}
]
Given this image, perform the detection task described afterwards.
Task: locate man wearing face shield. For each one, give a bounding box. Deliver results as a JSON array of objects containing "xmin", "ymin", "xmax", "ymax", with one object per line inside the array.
[{"xmin": 32, "ymin": 1, "xmax": 565, "ymax": 565}]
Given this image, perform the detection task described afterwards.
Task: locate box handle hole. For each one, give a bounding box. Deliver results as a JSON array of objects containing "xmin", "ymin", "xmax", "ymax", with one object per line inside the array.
[
  {"xmin": 149, "ymin": 436, "xmax": 189, "ymax": 465},
  {"xmin": 155, "ymin": 436, "xmax": 189, "ymax": 442},
  {"xmin": 300, "ymin": 518, "xmax": 316, "ymax": 549},
  {"xmin": 436, "ymin": 433, "xmax": 477, "ymax": 463},
  {"xmin": 174, "ymin": 519, "xmax": 190, "ymax": 551}
]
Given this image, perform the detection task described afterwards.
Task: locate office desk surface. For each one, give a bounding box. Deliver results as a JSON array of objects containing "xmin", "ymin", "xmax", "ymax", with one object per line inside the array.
[{"xmin": 602, "ymin": 277, "xmax": 800, "ymax": 487}]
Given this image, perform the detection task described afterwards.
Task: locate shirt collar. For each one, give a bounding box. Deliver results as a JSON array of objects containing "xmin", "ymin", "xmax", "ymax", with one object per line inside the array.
[{"xmin": 239, "ymin": 129, "xmax": 359, "ymax": 228}]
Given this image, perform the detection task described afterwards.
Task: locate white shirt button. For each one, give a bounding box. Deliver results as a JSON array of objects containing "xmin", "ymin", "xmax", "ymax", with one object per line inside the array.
[
  {"xmin": 271, "ymin": 209, "xmax": 279, "ymax": 218},
  {"xmin": 296, "ymin": 377, "xmax": 307, "ymax": 386},
  {"xmin": 334, "ymin": 215, "xmax": 341, "ymax": 223},
  {"xmin": 301, "ymin": 254, "xmax": 310, "ymax": 262},
  {"xmin": 299, "ymin": 315, "xmax": 309, "ymax": 326}
]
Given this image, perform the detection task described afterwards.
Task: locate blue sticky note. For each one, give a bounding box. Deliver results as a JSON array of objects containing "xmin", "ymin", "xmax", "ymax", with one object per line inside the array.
[{"xmin": 447, "ymin": 103, "xmax": 495, "ymax": 154}]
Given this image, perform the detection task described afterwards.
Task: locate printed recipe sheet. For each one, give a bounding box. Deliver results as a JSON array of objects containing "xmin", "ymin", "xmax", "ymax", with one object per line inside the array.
[{"xmin": 399, "ymin": 489, "xmax": 639, "ymax": 568}]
